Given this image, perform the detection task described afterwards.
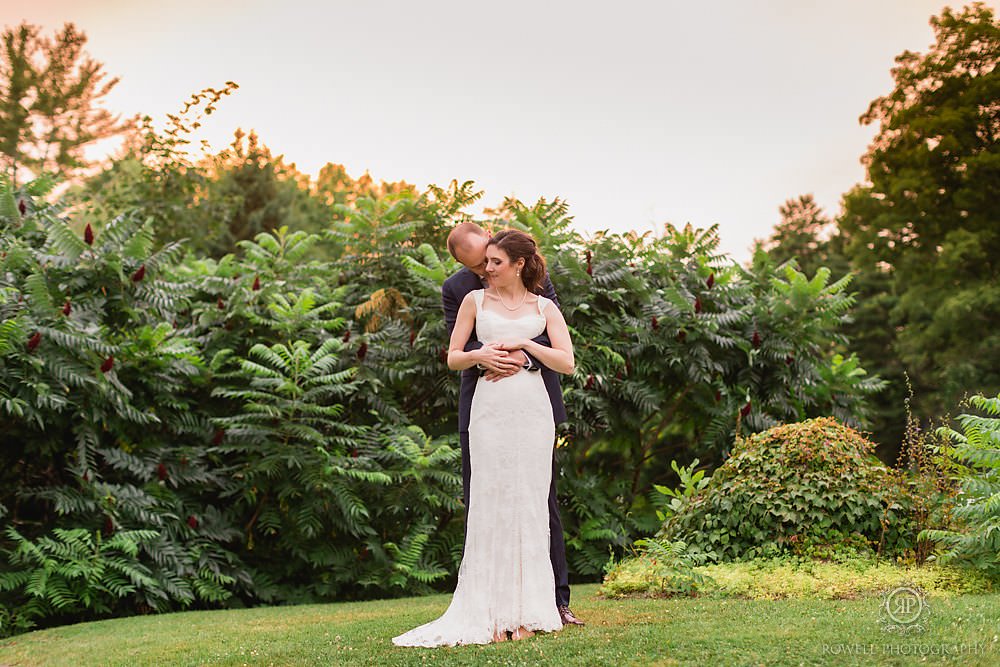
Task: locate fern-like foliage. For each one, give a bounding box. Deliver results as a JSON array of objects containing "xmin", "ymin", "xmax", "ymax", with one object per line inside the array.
[
  {"xmin": 601, "ymin": 537, "xmax": 715, "ymax": 598},
  {"xmin": 919, "ymin": 393, "xmax": 1000, "ymax": 576},
  {"xmin": 2, "ymin": 159, "xmax": 893, "ymax": 631},
  {"xmin": 208, "ymin": 319, "xmax": 463, "ymax": 600},
  {"xmin": 0, "ymin": 526, "xmax": 160, "ymax": 636},
  {"xmin": 1, "ymin": 177, "xmax": 257, "ymax": 636}
]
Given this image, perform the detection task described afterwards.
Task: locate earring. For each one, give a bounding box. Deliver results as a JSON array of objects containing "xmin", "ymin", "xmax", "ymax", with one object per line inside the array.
[{"xmin": 516, "ymin": 269, "xmax": 521, "ymax": 277}]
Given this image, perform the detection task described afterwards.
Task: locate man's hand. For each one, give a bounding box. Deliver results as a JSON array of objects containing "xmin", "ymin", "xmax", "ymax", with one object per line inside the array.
[
  {"xmin": 497, "ymin": 339, "xmax": 530, "ymax": 351},
  {"xmin": 476, "ymin": 343, "xmax": 520, "ymax": 375},
  {"xmin": 483, "ymin": 349, "xmax": 527, "ymax": 382}
]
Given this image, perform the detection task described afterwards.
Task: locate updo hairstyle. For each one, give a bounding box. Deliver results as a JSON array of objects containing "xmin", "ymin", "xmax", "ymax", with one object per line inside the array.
[{"xmin": 487, "ymin": 229, "xmax": 547, "ymax": 294}]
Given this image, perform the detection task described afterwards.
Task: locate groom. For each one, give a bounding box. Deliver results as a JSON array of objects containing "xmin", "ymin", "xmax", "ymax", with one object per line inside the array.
[{"xmin": 441, "ymin": 221, "xmax": 584, "ymax": 627}]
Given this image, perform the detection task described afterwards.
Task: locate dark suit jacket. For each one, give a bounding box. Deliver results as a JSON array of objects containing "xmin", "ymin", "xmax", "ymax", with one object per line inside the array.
[{"xmin": 441, "ymin": 268, "xmax": 568, "ymax": 433}]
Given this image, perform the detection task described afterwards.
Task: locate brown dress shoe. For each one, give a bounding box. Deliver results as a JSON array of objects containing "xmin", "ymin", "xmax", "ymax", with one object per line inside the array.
[{"xmin": 558, "ymin": 606, "xmax": 585, "ymax": 626}]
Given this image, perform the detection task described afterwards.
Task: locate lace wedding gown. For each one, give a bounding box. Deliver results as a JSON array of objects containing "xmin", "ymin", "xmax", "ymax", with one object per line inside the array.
[{"xmin": 392, "ymin": 289, "xmax": 563, "ymax": 647}]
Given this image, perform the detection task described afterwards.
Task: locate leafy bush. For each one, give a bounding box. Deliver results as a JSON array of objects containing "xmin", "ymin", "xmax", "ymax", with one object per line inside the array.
[
  {"xmin": 0, "ymin": 176, "xmax": 258, "ymax": 636},
  {"xmin": 919, "ymin": 393, "xmax": 1000, "ymax": 577},
  {"xmin": 178, "ymin": 226, "xmax": 466, "ymax": 602},
  {"xmin": 0, "ymin": 179, "xmax": 464, "ymax": 635},
  {"xmin": 651, "ymin": 458, "xmax": 711, "ymax": 522},
  {"xmin": 0, "ymin": 142, "xmax": 890, "ymax": 632},
  {"xmin": 600, "ymin": 538, "xmax": 714, "ymax": 598},
  {"xmin": 322, "ymin": 189, "xmax": 892, "ymax": 576},
  {"xmin": 660, "ymin": 418, "xmax": 913, "ymax": 561},
  {"xmin": 211, "ymin": 334, "xmax": 464, "ymax": 601},
  {"xmin": 80, "ymin": 146, "xmax": 892, "ymax": 586},
  {"xmin": 0, "ymin": 527, "xmax": 163, "ymax": 635},
  {"xmin": 557, "ymin": 459, "xmax": 638, "ymax": 578}
]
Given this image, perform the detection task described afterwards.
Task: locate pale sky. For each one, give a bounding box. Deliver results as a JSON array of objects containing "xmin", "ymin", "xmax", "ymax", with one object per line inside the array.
[{"xmin": 8, "ymin": 0, "xmax": 988, "ymax": 260}]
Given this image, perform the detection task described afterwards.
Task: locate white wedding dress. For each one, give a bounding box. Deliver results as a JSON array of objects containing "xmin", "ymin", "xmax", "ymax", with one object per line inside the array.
[{"xmin": 392, "ymin": 289, "xmax": 563, "ymax": 647}]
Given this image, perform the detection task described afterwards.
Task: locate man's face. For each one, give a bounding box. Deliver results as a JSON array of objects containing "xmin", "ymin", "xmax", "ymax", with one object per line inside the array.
[{"xmin": 454, "ymin": 234, "xmax": 489, "ymax": 279}]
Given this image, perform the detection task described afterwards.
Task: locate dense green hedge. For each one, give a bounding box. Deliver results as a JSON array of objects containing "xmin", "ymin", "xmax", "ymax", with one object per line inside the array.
[{"xmin": 0, "ymin": 163, "xmax": 883, "ymax": 635}]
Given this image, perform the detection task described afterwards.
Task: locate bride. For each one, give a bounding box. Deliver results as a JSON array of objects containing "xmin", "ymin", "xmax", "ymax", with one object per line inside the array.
[{"xmin": 392, "ymin": 229, "xmax": 575, "ymax": 647}]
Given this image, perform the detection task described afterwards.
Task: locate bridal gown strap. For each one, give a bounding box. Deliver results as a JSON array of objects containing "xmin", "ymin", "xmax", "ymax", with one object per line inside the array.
[{"xmin": 393, "ymin": 289, "xmax": 562, "ymax": 647}]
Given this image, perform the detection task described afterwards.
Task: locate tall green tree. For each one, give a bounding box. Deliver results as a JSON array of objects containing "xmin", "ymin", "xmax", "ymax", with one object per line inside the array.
[
  {"xmin": 77, "ymin": 83, "xmax": 237, "ymax": 253},
  {"xmin": 78, "ymin": 91, "xmax": 334, "ymax": 259},
  {"xmin": 199, "ymin": 129, "xmax": 329, "ymax": 256},
  {"xmin": 765, "ymin": 4, "xmax": 999, "ymax": 453},
  {"xmin": 756, "ymin": 194, "xmax": 847, "ymax": 280},
  {"xmin": 840, "ymin": 3, "xmax": 1000, "ymax": 432},
  {"xmin": 0, "ymin": 23, "xmax": 129, "ymax": 185},
  {"xmin": 314, "ymin": 162, "xmax": 415, "ymax": 210}
]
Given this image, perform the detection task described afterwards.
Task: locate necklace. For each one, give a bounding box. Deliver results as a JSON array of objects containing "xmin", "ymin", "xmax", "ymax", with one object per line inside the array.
[{"xmin": 496, "ymin": 285, "xmax": 528, "ymax": 311}]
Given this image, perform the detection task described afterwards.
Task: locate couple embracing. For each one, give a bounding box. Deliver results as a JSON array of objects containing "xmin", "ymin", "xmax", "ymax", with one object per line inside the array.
[{"xmin": 392, "ymin": 223, "xmax": 584, "ymax": 647}]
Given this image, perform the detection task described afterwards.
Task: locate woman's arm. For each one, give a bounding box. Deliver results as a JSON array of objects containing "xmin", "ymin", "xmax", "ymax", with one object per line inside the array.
[
  {"xmin": 447, "ymin": 293, "xmax": 514, "ymax": 371},
  {"xmin": 519, "ymin": 275, "xmax": 560, "ymax": 372},
  {"xmin": 506, "ymin": 306, "xmax": 574, "ymax": 375}
]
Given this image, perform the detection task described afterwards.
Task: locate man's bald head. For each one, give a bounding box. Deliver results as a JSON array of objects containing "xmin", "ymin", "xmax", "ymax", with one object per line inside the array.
[
  {"xmin": 447, "ymin": 222, "xmax": 489, "ymax": 259},
  {"xmin": 447, "ymin": 222, "xmax": 491, "ymax": 278}
]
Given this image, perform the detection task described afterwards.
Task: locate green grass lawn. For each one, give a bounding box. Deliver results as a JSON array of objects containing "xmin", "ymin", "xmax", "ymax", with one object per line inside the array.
[{"xmin": 1, "ymin": 584, "xmax": 997, "ymax": 666}]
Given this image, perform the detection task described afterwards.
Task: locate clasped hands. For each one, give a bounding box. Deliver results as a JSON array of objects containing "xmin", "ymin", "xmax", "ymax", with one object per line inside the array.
[{"xmin": 477, "ymin": 340, "xmax": 530, "ymax": 382}]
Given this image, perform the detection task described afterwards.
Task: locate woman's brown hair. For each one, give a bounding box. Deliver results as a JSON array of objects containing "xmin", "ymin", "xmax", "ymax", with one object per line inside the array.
[{"xmin": 487, "ymin": 229, "xmax": 547, "ymax": 294}]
